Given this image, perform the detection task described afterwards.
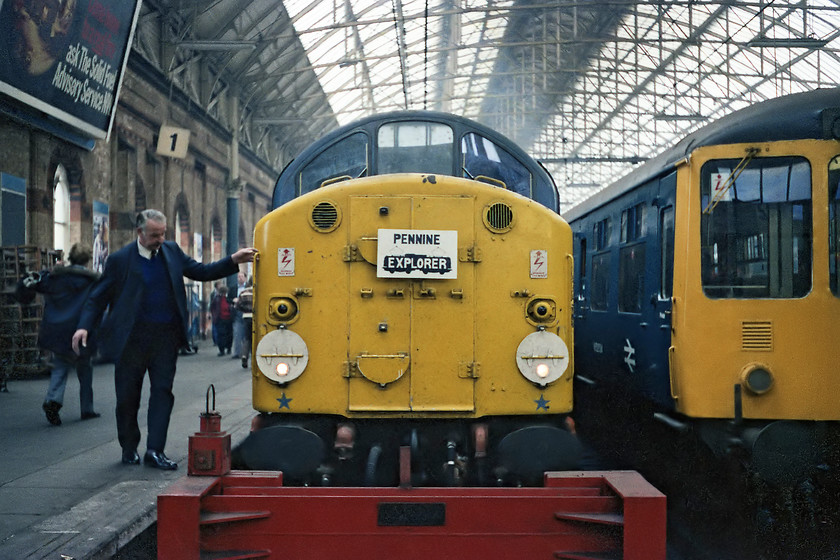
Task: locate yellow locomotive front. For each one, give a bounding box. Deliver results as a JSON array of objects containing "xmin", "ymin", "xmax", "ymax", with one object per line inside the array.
[{"xmin": 246, "ymin": 173, "xmax": 577, "ymax": 486}]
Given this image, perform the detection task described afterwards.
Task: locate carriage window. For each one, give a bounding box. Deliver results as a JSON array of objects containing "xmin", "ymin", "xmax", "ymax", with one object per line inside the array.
[
  {"xmin": 299, "ymin": 132, "xmax": 368, "ymax": 196},
  {"xmin": 593, "ymin": 218, "xmax": 611, "ymax": 250},
  {"xmin": 462, "ymin": 133, "xmax": 532, "ymax": 199},
  {"xmin": 830, "ymin": 156, "xmax": 840, "ymax": 297},
  {"xmin": 621, "ymin": 203, "xmax": 645, "ymax": 242},
  {"xmin": 700, "ymin": 156, "xmax": 812, "ymax": 299},
  {"xmin": 378, "ymin": 122, "xmax": 453, "ymax": 175}
]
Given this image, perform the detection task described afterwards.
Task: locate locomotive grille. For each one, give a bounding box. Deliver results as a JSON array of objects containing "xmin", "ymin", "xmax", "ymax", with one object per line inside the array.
[
  {"xmin": 311, "ymin": 201, "xmax": 340, "ymax": 231},
  {"xmin": 741, "ymin": 321, "xmax": 773, "ymax": 351},
  {"xmin": 484, "ymin": 202, "xmax": 514, "ymax": 232}
]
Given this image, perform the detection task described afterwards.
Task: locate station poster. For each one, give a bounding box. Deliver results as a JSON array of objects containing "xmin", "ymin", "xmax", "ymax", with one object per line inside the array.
[
  {"xmin": 92, "ymin": 199, "xmax": 108, "ymax": 273},
  {"xmin": 0, "ymin": 0, "xmax": 142, "ymax": 140}
]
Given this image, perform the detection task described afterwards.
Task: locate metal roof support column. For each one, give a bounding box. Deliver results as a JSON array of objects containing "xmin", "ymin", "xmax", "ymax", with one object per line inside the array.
[{"xmin": 227, "ymin": 89, "xmax": 242, "ymax": 287}]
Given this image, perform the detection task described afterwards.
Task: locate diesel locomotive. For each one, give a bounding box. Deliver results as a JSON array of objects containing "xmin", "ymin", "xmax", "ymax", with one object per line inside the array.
[
  {"xmin": 241, "ymin": 111, "xmax": 580, "ymax": 486},
  {"xmin": 566, "ymin": 87, "xmax": 840, "ymax": 486}
]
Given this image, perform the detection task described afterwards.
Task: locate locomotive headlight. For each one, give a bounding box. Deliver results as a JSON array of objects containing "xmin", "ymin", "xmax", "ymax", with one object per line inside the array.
[
  {"xmin": 255, "ymin": 328, "xmax": 309, "ymax": 385},
  {"xmin": 516, "ymin": 331, "xmax": 570, "ymax": 387},
  {"xmin": 740, "ymin": 363, "xmax": 774, "ymax": 395}
]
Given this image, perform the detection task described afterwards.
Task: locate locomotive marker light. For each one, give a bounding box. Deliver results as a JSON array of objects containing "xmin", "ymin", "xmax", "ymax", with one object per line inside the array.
[
  {"xmin": 526, "ymin": 297, "xmax": 557, "ymax": 324},
  {"xmin": 740, "ymin": 362, "xmax": 774, "ymax": 395},
  {"xmin": 516, "ymin": 330, "xmax": 569, "ymax": 387},
  {"xmin": 255, "ymin": 328, "xmax": 309, "ymax": 384},
  {"xmin": 268, "ymin": 296, "xmax": 298, "ymax": 323}
]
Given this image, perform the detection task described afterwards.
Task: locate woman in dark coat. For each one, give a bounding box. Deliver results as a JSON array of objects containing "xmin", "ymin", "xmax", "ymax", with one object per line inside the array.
[{"xmin": 19, "ymin": 243, "xmax": 100, "ymax": 425}]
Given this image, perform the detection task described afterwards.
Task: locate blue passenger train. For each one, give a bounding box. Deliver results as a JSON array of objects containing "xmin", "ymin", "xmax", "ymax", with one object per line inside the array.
[{"xmin": 566, "ymin": 87, "xmax": 840, "ymax": 486}]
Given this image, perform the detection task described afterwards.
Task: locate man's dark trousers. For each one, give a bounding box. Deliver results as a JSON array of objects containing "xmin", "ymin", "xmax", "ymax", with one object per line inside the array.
[{"xmin": 115, "ymin": 322, "xmax": 180, "ymax": 453}]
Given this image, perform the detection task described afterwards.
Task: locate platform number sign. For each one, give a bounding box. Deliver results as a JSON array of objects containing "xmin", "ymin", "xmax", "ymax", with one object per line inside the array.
[{"xmin": 156, "ymin": 125, "xmax": 191, "ymax": 159}]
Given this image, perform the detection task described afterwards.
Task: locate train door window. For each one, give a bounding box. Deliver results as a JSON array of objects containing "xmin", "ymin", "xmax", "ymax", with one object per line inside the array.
[
  {"xmin": 462, "ymin": 133, "xmax": 532, "ymax": 199},
  {"xmin": 619, "ymin": 244, "xmax": 646, "ymax": 313},
  {"xmin": 378, "ymin": 121, "xmax": 453, "ymax": 175},
  {"xmin": 659, "ymin": 206, "xmax": 675, "ymax": 299},
  {"xmin": 830, "ymin": 155, "xmax": 840, "ymax": 296},
  {"xmin": 591, "ymin": 253, "xmax": 609, "ymax": 311},
  {"xmin": 590, "ymin": 218, "xmax": 611, "ymax": 311},
  {"xmin": 579, "ymin": 236, "xmax": 587, "ymax": 282},
  {"xmin": 298, "ymin": 132, "xmax": 369, "ymax": 196},
  {"xmin": 700, "ymin": 156, "xmax": 812, "ymax": 299},
  {"xmin": 618, "ymin": 203, "xmax": 646, "ymax": 313}
]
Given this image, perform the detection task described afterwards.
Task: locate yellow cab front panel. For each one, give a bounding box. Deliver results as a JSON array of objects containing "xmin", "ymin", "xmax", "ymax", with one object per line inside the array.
[
  {"xmin": 251, "ymin": 173, "xmax": 574, "ymax": 419},
  {"xmin": 670, "ymin": 139, "xmax": 840, "ymax": 421}
]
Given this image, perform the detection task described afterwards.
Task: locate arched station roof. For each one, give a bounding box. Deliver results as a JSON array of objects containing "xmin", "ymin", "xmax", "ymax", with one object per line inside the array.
[{"xmin": 137, "ymin": 0, "xmax": 840, "ymax": 208}]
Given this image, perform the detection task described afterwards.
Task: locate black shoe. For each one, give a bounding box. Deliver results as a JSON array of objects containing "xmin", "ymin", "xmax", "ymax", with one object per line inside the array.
[
  {"xmin": 122, "ymin": 449, "xmax": 141, "ymax": 465},
  {"xmin": 81, "ymin": 411, "xmax": 101, "ymax": 420},
  {"xmin": 144, "ymin": 450, "xmax": 178, "ymax": 470},
  {"xmin": 241, "ymin": 356, "xmax": 248, "ymax": 369},
  {"xmin": 217, "ymin": 351, "xmax": 225, "ymax": 356},
  {"xmin": 43, "ymin": 401, "xmax": 62, "ymax": 426}
]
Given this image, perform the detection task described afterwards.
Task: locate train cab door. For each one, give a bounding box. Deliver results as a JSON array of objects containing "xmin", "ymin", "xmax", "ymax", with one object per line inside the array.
[
  {"xmin": 650, "ymin": 172, "xmax": 677, "ymax": 408},
  {"xmin": 347, "ymin": 196, "xmax": 413, "ymax": 411},
  {"xmin": 345, "ymin": 194, "xmax": 476, "ymax": 413},
  {"xmin": 409, "ymin": 195, "xmax": 476, "ymax": 412}
]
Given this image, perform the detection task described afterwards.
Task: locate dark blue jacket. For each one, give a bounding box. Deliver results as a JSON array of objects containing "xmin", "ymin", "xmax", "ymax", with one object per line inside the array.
[
  {"xmin": 78, "ymin": 240, "xmax": 238, "ymax": 362},
  {"xmin": 23, "ymin": 265, "xmax": 100, "ymax": 356}
]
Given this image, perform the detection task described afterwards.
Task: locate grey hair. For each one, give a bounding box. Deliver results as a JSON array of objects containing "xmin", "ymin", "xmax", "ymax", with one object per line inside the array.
[{"xmin": 135, "ymin": 209, "xmax": 167, "ymax": 231}]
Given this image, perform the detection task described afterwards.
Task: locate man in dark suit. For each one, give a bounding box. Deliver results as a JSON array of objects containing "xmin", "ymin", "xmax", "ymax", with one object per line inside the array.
[{"xmin": 72, "ymin": 209, "xmax": 256, "ymax": 470}]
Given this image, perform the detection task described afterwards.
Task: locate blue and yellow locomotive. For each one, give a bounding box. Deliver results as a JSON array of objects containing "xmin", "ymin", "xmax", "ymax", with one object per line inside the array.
[
  {"xmin": 568, "ymin": 87, "xmax": 840, "ymax": 485},
  {"xmin": 242, "ymin": 112, "xmax": 580, "ymax": 486}
]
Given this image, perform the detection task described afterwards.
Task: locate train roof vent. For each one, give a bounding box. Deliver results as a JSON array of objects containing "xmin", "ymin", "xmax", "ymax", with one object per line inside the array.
[
  {"xmin": 484, "ymin": 202, "xmax": 515, "ymax": 233},
  {"xmin": 310, "ymin": 200, "xmax": 341, "ymax": 232},
  {"xmin": 741, "ymin": 321, "xmax": 773, "ymax": 351}
]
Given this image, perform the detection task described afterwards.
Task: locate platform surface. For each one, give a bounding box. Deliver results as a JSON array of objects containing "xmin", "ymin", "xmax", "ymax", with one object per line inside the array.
[{"xmin": 0, "ymin": 341, "xmax": 255, "ymax": 560}]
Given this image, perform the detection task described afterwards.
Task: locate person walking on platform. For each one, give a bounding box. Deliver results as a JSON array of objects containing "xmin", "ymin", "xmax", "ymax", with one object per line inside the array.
[
  {"xmin": 17, "ymin": 243, "xmax": 100, "ymax": 426},
  {"xmin": 234, "ymin": 277, "xmax": 254, "ymax": 368},
  {"xmin": 71, "ymin": 209, "xmax": 256, "ymax": 470},
  {"xmin": 231, "ymin": 271, "xmax": 247, "ymax": 359},
  {"xmin": 210, "ymin": 284, "xmax": 233, "ymax": 356}
]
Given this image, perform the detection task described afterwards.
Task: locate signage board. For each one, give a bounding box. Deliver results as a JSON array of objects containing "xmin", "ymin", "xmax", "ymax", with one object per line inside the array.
[
  {"xmin": 0, "ymin": 0, "xmax": 142, "ymax": 140},
  {"xmin": 377, "ymin": 229, "xmax": 458, "ymax": 280}
]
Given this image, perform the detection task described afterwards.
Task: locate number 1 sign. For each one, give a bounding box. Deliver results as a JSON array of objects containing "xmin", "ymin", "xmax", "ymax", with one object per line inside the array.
[{"xmin": 156, "ymin": 125, "xmax": 191, "ymax": 159}]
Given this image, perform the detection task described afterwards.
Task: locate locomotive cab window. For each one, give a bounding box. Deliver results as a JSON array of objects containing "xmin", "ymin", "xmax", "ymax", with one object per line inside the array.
[
  {"xmin": 830, "ymin": 155, "xmax": 840, "ymax": 297},
  {"xmin": 700, "ymin": 156, "xmax": 812, "ymax": 299},
  {"xmin": 298, "ymin": 131, "xmax": 369, "ymax": 197},
  {"xmin": 462, "ymin": 132, "xmax": 532, "ymax": 199},
  {"xmin": 378, "ymin": 121, "xmax": 454, "ymax": 175}
]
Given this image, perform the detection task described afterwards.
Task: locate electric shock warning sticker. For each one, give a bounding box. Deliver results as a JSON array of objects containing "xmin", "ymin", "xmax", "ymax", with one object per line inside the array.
[
  {"xmin": 377, "ymin": 229, "xmax": 458, "ymax": 279},
  {"xmin": 278, "ymin": 248, "xmax": 295, "ymax": 276},
  {"xmin": 530, "ymin": 250, "xmax": 548, "ymax": 278}
]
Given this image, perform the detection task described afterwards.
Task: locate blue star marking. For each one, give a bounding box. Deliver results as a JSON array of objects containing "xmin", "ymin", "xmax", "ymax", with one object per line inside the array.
[
  {"xmin": 534, "ymin": 394, "xmax": 550, "ymax": 411},
  {"xmin": 277, "ymin": 393, "xmax": 293, "ymax": 410}
]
